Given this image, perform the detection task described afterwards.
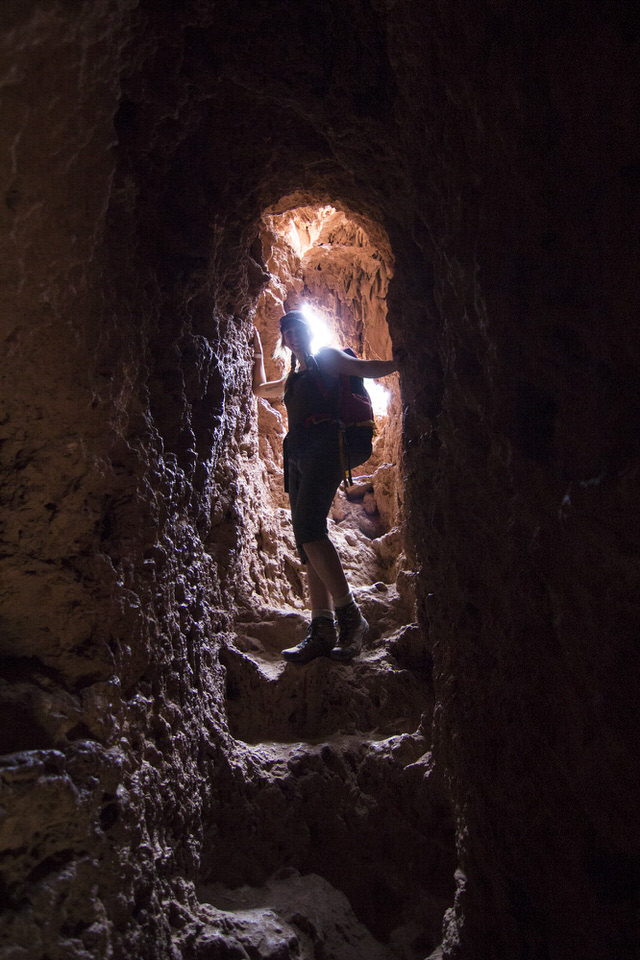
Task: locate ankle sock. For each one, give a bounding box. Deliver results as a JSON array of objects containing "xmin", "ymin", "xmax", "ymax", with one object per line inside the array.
[
  {"xmin": 312, "ymin": 608, "xmax": 334, "ymax": 622},
  {"xmin": 334, "ymin": 591, "xmax": 354, "ymax": 609}
]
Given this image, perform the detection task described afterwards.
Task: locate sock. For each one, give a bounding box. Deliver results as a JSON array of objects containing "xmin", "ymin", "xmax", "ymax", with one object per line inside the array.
[
  {"xmin": 334, "ymin": 591, "xmax": 354, "ymax": 609},
  {"xmin": 312, "ymin": 608, "xmax": 334, "ymax": 622}
]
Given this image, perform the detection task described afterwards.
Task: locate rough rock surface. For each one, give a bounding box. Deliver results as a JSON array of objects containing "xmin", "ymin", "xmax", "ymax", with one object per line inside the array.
[
  {"xmin": 196, "ymin": 871, "xmax": 396, "ymax": 960},
  {"xmin": 1, "ymin": 2, "xmax": 639, "ymax": 959}
]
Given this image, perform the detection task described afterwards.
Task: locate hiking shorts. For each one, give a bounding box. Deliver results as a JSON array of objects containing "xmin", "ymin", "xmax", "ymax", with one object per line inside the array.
[{"xmin": 286, "ymin": 423, "xmax": 344, "ymax": 564}]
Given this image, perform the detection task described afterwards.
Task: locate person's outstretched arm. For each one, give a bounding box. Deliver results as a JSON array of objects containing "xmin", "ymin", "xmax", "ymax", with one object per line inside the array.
[
  {"xmin": 252, "ymin": 327, "xmax": 287, "ymax": 398},
  {"xmin": 316, "ymin": 346, "xmax": 398, "ymax": 379}
]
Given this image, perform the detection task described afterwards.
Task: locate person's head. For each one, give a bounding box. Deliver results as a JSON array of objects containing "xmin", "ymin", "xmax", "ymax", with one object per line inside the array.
[
  {"xmin": 280, "ymin": 310, "xmax": 311, "ymax": 347},
  {"xmin": 275, "ymin": 310, "xmax": 314, "ymax": 370}
]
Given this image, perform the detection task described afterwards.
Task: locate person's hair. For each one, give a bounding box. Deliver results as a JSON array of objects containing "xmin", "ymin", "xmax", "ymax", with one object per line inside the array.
[
  {"xmin": 273, "ymin": 333, "xmax": 292, "ymax": 369},
  {"xmin": 273, "ymin": 310, "xmax": 314, "ymax": 383}
]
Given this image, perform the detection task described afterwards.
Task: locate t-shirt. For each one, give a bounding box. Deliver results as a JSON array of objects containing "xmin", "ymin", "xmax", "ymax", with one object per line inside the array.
[{"xmin": 284, "ymin": 360, "xmax": 340, "ymax": 430}]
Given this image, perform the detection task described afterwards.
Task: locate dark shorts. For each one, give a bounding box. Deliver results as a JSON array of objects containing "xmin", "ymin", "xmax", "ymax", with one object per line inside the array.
[{"xmin": 286, "ymin": 423, "xmax": 344, "ymax": 564}]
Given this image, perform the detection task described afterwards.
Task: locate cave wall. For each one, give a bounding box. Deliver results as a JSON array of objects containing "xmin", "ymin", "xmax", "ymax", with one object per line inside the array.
[{"xmin": 1, "ymin": 1, "xmax": 639, "ymax": 958}]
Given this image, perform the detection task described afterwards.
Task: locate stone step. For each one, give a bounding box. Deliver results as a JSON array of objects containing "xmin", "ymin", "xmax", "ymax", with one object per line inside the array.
[
  {"xmin": 200, "ymin": 731, "xmax": 455, "ymax": 957},
  {"xmin": 221, "ymin": 622, "xmax": 433, "ymax": 744},
  {"xmin": 195, "ymin": 870, "xmax": 394, "ymax": 960},
  {"xmin": 233, "ymin": 581, "xmax": 416, "ymax": 656}
]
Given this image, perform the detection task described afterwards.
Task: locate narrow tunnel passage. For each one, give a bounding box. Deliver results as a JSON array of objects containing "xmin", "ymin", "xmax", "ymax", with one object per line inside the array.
[
  {"xmin": 2, "ymin": 4, "xmax": 638, "ymax": 960},
  {"xmin": 225, "ymin": 199, "xmax": 417, "ymax": 737},
  {"xmin": 196, "ymin": 199, "xmax": 457, "ymax": 956}
]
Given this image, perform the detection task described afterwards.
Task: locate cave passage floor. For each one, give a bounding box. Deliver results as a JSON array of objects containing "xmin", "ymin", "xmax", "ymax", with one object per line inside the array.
[{"xmin": 196, "ymin": 513, "xmax": 454, "ymax": 960}]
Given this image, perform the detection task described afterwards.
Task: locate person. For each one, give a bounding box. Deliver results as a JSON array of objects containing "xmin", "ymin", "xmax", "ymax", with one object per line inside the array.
[{"xmin": 252, "ymin": 309, "xmax": 398, "ymax": 664}]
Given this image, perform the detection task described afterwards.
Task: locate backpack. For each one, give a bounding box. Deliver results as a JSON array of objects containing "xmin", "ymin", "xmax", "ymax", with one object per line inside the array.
[{"xmin": 313, "ymin": 347, "xmax": 375, "ymax": 485}]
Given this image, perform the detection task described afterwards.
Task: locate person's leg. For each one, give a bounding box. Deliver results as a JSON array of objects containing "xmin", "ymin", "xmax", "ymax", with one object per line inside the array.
[
  {"xmin": 281, "ymin": 561, "xmax": 336, "ymax": 664},
  {"xmin": 302, "ymin": 538, "xmax": 349, "ymax": 602},
  {"xmin": 286, "ymin": 428, "xmax": 367, "ymax": 661},
  {"xmin": 305, "ymin": 560, "xmax": 333, "ymax": 613},
  {"xmin": 282, "ymin": 450, "xmax": 337, "ymax": 663},
  {"xmin": 302, "ymin": 539, "xmax": 368, "ymax": 662},
  {"xmin": 289, "ymin": 431, "xmax": 345, "ymax": 603}
]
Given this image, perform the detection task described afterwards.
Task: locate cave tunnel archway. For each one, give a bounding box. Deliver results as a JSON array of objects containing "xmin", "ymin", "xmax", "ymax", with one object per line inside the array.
[
  {"xmin": 220, "ymin": 192, "xmax": 431, "ymax": 739},
  {"xmin": 204, "ymin": 195, "xmax": 457, "ymax": 949},
  {"xmin": 254, "ymin": 196, "xmax": 404, "ymax": 544}
]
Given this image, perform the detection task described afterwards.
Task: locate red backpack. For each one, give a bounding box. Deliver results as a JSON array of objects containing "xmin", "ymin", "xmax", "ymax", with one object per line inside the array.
[{"xmin": 307, "ymin": 348, "xmax": 375, "ymax": 485}]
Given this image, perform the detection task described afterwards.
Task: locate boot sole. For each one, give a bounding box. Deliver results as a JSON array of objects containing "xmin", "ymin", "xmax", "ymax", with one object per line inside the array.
[{"xmin": 282, "ymin": 645, "xmax": 333, "ymax": 664}]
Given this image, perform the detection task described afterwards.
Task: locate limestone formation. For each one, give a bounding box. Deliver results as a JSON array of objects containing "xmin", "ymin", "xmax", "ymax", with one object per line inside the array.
[{"xmin": 1, "ymin": 3, "xmax": 639, "ymax": 960}]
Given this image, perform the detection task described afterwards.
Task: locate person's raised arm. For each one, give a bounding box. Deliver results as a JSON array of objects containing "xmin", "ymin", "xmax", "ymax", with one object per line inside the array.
[
  {"xmin": 252, "ymin": 326, "xmax": 286, "ymax": 399},
  {"xmin": 316, "ymin": 346, "xmax": 398, "ymax": 380}
]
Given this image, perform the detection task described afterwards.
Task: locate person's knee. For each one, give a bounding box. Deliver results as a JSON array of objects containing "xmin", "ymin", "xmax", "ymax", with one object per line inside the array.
[
  {"xmin": 297, "ymin": 536, "xmax": 330, "ymax": 564},
  {"xmin": 301, "ymin": 537, "xmax": 329, "ymax": 551}
]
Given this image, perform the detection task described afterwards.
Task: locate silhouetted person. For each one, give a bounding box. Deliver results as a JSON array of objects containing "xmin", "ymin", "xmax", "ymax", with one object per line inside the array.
[{"xmin": 252, "ymin": 310, "xmax": 397, "ymax": 663}]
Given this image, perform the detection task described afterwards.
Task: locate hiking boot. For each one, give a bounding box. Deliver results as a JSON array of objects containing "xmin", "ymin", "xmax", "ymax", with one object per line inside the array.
[
  {"xmin": 331, "ymin": 601, "xmax": 368, "ymax": 661},
  {"xmin": 282, "ymin": 616, "xmax": 336, "ymax": 663}
]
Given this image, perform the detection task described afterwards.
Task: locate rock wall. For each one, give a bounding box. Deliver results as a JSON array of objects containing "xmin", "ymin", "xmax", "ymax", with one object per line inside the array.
[{"xmin": 1, "ymin": 2, "xmax": 639, "ymax": 959}]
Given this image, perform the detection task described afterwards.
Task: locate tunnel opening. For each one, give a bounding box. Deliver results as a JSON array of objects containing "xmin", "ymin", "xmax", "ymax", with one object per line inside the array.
[{"xmin": 254, "ymin": 197, "xmax": 403, "ymax": 542}]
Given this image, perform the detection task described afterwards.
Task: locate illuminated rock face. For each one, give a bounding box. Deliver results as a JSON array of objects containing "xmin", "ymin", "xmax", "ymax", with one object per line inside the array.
[{"xmin": 1, "ymin": 3, "xmax": 639, "ymax": 959}]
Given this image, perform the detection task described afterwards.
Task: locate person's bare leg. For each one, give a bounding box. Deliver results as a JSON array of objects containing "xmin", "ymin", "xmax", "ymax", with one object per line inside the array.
[
  {"xmin": 281, "ymin": 553, "xmax": 336, "ymax": 663},
  {"xmin": 302, "ymin": 538, "xmax": 349, "ymax": 602},
  {"xmin": 303, "ymin": 538, "xmax": 368, "ymax": 660},
  {"xmin": 305, "ymin": 561, "xmax": 333, "ymax": 612}
]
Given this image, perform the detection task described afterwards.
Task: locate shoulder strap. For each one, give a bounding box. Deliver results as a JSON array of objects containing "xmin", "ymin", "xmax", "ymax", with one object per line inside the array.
[{"xmin": 308, "ymin": 349, "xmax": 335, "ymax": 401}]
